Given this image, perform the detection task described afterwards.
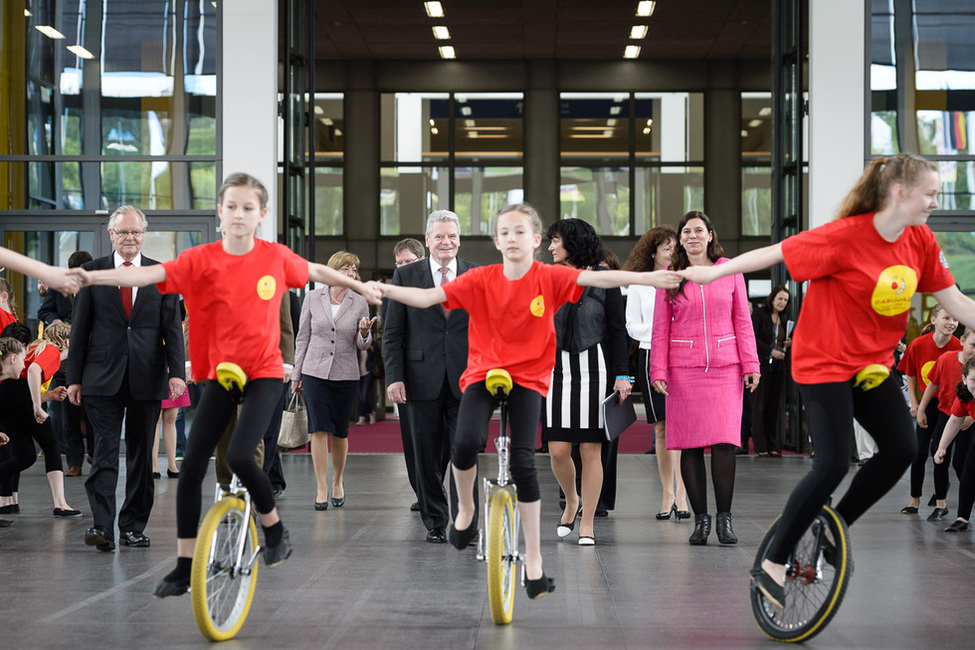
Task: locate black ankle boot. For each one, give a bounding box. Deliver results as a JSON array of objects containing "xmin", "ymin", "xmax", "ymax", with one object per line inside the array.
[
  {"xmin": 716, "ymin": 512, "xmax": 738, "ymax": 544},
  {"xmin": 689, "ymin": 513, "xmax": 711, "ymax": 545}
]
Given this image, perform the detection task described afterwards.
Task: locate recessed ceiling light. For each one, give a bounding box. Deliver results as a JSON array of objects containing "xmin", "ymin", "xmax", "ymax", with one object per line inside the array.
[
  {"xmin": 749, "ymin": 119, "xmax": 763, "ymax": 128},
  {"xmin": 66, "ymin": 45, "xmax": 95, "ymax": 59},
  {"xmin": 432, "ymin": 25, "xmax": 450, "ymax": 40},
  {"xmin": 630, "ymin": 25, "xmax": 648, "ymax": 40},
  {"xmin": 35, "ymin": 25, "xmax": 66, "ymax": 39},
  {"xmin": 424, "ymin": 2, "xmax": 444, "ymax": 18},
  {"xmin": 643, "ymin": 127, "xmax": 651, "ymax": 134},
  {"xmin": 636, "ymin": 1, "xmax": 656, "ymax": 17},
  {"xmin": 624, "ymin": 45, "xmax": 641, "ymax": 59},
  {"xmin": 439, "ymin": 45, "xmax": 455, "ymax": 59},
  {"xmin": 609, "ymin": 106, "xmax": 622, "ymax": 115},
  {"xmin": 464, "ymin": 119, "xmax": 475, "ymax": 127},
  {"xmin": 741, "ymin": 129, "xmax": 749, "ymax": 137},
  {"xmin": 759, "ymin": 107, "xmax": 772, "ymax": 116},
  {"xmin": 460, "ymin": 106, "xmax": 472, "ymax": 116}
]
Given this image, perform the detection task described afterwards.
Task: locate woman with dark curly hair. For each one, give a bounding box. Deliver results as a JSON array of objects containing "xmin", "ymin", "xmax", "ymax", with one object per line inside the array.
[
  {"xmin": 542, "ymin": 218, "xmax": 631, "ymax": 545},
  {"xmin": 625, "ymin": 225, "xmax": 690, "ymax": 520},
  {"xmin": 650, "ymin": 211, "xmax": 760, "ymax": 546}
]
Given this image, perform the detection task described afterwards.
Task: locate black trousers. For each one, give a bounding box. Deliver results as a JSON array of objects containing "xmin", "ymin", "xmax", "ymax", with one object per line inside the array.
[
  {"xmin": 409, "ymin": 377, "xmax": 474, "ymax": 531},
  {"xmin": 0, "ymin": 379, "xmax": 64, "ymax": 479},
  {"xmin": 751, "ymin": 370, "xmax": 785, "ymax": 454},
  {"xmin": 909, "ymin": 398, "xmax": 942, "ymax": 498},
  {"xmin": 767, "ymin": 377, "xmax": 915, "ymax": 564},
  {"xmin": 398, "ymin": 403, "xmax": 418, "ymax": 495},
  {"xmin": 83, "ymin": 378, "xmax": 160, "ymax": 534}
]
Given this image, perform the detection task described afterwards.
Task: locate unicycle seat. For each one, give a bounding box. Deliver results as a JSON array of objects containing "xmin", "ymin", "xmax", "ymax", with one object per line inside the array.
[
  {"xmin": 485, "ymin": 368, "xmax": 512, "ymax": 398},
  {"xmin": 216, "ymin": 362, "xmax": 248, "ymax": 394}
]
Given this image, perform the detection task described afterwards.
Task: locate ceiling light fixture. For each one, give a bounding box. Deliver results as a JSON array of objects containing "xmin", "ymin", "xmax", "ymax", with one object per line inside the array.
[
  {"xmin": 759, "ymin": 107, "xmax": 772, "ymax": 116},
  {"xmin": 25, "ymin": 9, "xmax": 32, "ymax": 16},
  {"xmin": 630, "ymin": 25, "xmax": 648, "ymax": 39},
  {"xmin": 624, "ymin": 45, "xmax": 641, "ymax": 59},
  {"xmin": 424, "ymin": 2, "xmax": 444, "ymax": 18},
  {"xmin": 460, "ymin": 106, "xmax": 472, "ymax": 116},
  {"xmin": 439, "ymin": 45, "xmax": 456, "ymax": 59},
  {"xmin": 609, "ymin": 106, "xmax": 622, "ymax": 115},
  {"xmin": 67, "ymin": 45, "xmax": 95, "ymax": 59},
  {"xmin": 643, "ymin": 127, "xmax": 651, "ymax": 134},
  {"xmin": 432, "ymin": 25, "xmax": 451, "ymax": 40},
  {"xmin": 749, "ymin": 119, "xmax": 763, "ymax": 128},
  {"xmin": 636, "ymin": 1, "xmax": 656, "ymax": 17},
  {"xmin": 35, "ymin": 25, "xmax": 66, "ymax": 39}
]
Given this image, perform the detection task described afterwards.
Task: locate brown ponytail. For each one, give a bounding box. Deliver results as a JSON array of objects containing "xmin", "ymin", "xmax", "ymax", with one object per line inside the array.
[{"xmin": 836, "ymin": 153, "xmax": 938, "ymax": 219}]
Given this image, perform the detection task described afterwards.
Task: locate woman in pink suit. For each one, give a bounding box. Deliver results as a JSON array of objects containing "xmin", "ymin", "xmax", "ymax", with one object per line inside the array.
[{"xmin": 650, "ymin": 211, "xmax": 760, "ymax": 546}]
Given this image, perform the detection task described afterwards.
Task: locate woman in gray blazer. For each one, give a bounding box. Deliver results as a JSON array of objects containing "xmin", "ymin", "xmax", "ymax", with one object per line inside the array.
[{"xmin": 293, "ymin": 251, "xmax": 376, "ymax": 511}]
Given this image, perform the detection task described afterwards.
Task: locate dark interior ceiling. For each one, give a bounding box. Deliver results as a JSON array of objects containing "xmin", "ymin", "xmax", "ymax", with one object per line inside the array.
[{"xmin": 311, "ymin": 0, "xmax": 774, "ymax": 61}]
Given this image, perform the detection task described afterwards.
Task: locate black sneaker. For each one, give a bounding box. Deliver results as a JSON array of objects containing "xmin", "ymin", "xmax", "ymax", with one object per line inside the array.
[
  {"xmin": 153, "ymin": 576, "xmax": 190, "ymax": 598},
  {"xmin": 264, "ymin": 528, "xmax": 292, "ymax": 567}
]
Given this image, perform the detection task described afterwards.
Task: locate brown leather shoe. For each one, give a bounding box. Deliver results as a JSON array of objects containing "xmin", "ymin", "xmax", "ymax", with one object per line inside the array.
[{"xmin": 65, "ymin": 465, "xmax": 83, "ymax": 477}]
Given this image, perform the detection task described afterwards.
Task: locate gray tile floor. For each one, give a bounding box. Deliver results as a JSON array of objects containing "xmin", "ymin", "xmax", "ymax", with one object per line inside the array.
[{"xmin": 3, "ymin": 452, "xmax": 974, "ymax": 649}]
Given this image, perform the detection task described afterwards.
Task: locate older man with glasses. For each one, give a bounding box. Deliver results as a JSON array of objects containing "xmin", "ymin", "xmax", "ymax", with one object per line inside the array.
[{"xmin": 67, "ymin": 206, "xmax": 185, "ymax": 552}]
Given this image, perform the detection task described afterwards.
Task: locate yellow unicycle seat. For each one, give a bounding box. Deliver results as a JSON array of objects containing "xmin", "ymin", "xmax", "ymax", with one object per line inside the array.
[
  {"xmin": 216, "ymin": 362, "xmax": 248, "ymax": 393},
  {"xmin": 854, "ymin": 364, "xmax": 889, "ymax": 391},
  {"xmin": 485, "ymin": 369, "xmax": 513, "ymax": 399}
]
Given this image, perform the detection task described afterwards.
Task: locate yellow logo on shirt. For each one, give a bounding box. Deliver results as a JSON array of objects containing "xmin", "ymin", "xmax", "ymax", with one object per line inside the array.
[
  {"xmin": 870, "ymin": 265, "xmax": 917, "ymax": 316},
  {"xmin": 921, "ymin": 360, "xmax": 937, "ymax": 386},
  {"xmin": 256, "ymin": 275, "xmax": 276, "ymax": 301},
  {"xmin": 530, "ymin": 294, "xmax": 545, "ymax": 317}
]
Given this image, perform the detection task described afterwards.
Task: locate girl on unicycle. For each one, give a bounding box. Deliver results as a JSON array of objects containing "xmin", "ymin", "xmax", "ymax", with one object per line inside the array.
[
  {"xmin": 375, "ymin": 204, "xmax": 681, "ymax": 600},
  {"xmin": 71, "ymin": 173, "xmax": 381, "ymax": 598},
  {"xmin": 680, "ymin": 153, "xmax": 975, "ymax": 615}
]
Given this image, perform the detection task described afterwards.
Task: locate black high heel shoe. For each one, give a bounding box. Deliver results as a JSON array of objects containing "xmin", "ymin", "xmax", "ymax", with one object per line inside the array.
[
  {"xmin": 676, "ymin": 507, "xmax": 692, "ymax": 520},
  {"xmin": 655, "ymin": 504, "xmax": 676, "ymax": 520},
  {"xmin": 523, "ymin": 566, "xmax": 556, "ymax": 599},
  {"xmin": 688, "ymin": 513, "xmax": 711, "ymax": 545},
  {"xmin": 716, "ymin": 512, "xmax": 738, "ymax": 544}
]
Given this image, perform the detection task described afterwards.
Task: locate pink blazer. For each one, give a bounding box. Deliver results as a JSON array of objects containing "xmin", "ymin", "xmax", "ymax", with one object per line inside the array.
[{"xmin": 649, "ymin": 258, "xmax": 760, "ymax": 383}]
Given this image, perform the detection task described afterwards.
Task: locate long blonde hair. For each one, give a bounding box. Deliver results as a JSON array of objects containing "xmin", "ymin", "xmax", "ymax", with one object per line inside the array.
[
  {"xmin": 29, "ymin": 321, "xmax": 71, "ymax": 358},
  {"xmin": 0, "ymin": 277, "xmax": 18, "ymax": 318},
  {"xmin": 837, "ymin": 153, "xmax": 938, "ymax": 219}
]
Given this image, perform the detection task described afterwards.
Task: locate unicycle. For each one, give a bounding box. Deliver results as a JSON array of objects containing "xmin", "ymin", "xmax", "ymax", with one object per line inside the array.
[
  {"xmin": 190, "ymin": 362, "xmax": 261, "ymax": 641},
  {"xmin": 750, "ymin": 503, "xmax": 853, "ymax": 643},
  {"xmin": 476, "ymin": 369, "xmax": 522, "ymax": 625}
]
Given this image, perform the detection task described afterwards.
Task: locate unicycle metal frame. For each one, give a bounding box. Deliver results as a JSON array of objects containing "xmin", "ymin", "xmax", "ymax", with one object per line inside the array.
[
  {"xmin": 477, "ymin": 395, "xmax": 522, "ymax": 566},
  {"xmin": 209, "ymin": 475, "xmax": 263, "ymax": 578}
]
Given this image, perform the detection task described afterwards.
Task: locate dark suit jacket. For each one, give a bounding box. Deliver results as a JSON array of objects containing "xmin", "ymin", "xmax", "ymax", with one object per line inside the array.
[
  {"xmin": 67, "ymin": 254, "xmax": 185, "ymax": 400},
  {"xmin": 37, "ymin": 290, "xmax": 73, "ymax": 324},
  {"xmin": 383, "ymin": 259, "xmax": 474, "ymax": 402}
]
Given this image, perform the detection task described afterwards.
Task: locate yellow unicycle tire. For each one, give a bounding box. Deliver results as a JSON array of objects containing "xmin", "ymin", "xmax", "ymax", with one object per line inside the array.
[
  {"xmin": 191, "ymin": 497, "xmax": 259, "ymax": 641},
  {"xmin": 486, "ymin": 488, "xmax": 517, "ymax": 625}
]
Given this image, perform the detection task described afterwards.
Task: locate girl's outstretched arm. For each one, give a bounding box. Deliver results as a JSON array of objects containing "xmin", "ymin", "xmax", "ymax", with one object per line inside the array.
[
  {"xmin": 680, "ymin": 242, "xmax": 785, "ymax": 285},
  {"xmin": 0, "ymin": 247, "xmax": 82, "ymax": 293},
  {"xmin": 72, "ymin": 264, "xmax": 166, "ymax": 288},
  {"xmin": 308, "ymin": 262, "xmax": 382, "ymax": 304},
  {"xmin": 577, "ymin": 269, "xmax": 682, "ymax": 290},
  {"xmin": 378, "ymin": 282, "xmax": 446, "ymax": 309}
]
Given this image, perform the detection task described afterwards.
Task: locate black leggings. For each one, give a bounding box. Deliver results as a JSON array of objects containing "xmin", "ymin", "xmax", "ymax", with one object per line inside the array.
[
  {"xmin": 767, "ymin": 377, "xmax": 915, "ymax": 564},
  {"xmin": 909, "ymin": 398, "xmax": 941, "ymax": 498},
  {"xmin": 954, "ymin": 431, "xmax": 975, "ymax": 520},
  {"xmin": 0, "ymin": 379, "xmax": 64, "ymax": 480},
  {"xmin": 452, "ymin": 381, "xmax": 542, "ymax": 503},
  {"xmin": 176, "ymin": 379, "xmax": 281, "ymax": 539},
  {"xmin": 929, "ymin": 411, "xmax": 968, "ymax": 500},
  {"xmin": 681, "ymin": 443, "xmax": 736, "ymax": 515}
]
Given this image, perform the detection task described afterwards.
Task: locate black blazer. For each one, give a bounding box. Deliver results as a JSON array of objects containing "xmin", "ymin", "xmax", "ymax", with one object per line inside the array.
[
  {"xmin": 37, "ymin": 290, "xmax": 73, "ymax": 324},
  {"xmin": 383, "ymin": 259, "xmax": 475, "ymax": 402},
  {"xmin": 67, "ymin": 254, "xmax": 185, "ymax": 400},
  {"xmin": 751, "ymin": 306, "xmax": 785, "ymax": 374}
]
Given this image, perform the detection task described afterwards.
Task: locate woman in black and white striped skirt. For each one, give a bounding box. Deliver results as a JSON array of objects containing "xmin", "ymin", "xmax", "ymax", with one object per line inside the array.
[{"xmin": 542, "ymin": 219, "xmax": 631, "ymax": 546}]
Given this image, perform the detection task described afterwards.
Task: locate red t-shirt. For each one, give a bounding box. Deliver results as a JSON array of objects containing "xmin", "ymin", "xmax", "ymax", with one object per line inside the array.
[
  {"xmin": 0, "ymin": 309, "xmax": 16, "ymax": 332},
  {"xmin": 158, "ymin": 239, "xmax": 309, "ymax": 382},
  {"xmin": 441, "ymin": 261, "xmax": 583, "ymax": 395},
  {"xmin": 21, "ymin": 343, "xmax": 61, "ymax": 383},
  {"xmin": 928, "ymin": 350, "xmax": 965, "ymax": 415},
  {"xmin": 782, "ymin": 214, "xmax": 954, "ymax": 384},
  {"xmin": 949, "ymin": 395, "xmax": 975, "ymax": 419},
  {"xmin": 897, "ymin": 331, "xmax": 962, "ymax": 396}
]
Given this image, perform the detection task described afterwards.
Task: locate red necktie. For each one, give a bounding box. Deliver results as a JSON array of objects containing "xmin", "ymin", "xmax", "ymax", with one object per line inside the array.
[
  {"xmin": 440, "ymin": 267, "xmax": 451, "ymax": 317},
  {"xmin": 120, "ymin": 261, "xmax": 133, "ymax": 320}
]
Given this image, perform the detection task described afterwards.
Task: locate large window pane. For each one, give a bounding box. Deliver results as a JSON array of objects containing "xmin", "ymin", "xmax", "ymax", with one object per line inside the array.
[
  {"xmin": 742, "ymin": 166, "xmax": 773, "ymax": 236},
  {"xmin": 935, "ymin": 232, "xmax": 975, "ymax": 296},
  {"xmin": 380, "ymin": 93, "xmax": 450, "ymax": 163},
  {"xmin": 634, "ymin": 166, "xmax": 704, "ymax": 233},
  {"xmin": 101, "ymin": 161, "xmax": 216, "ymax": 210},
  {"xmin": 314, "ymin": 94, "xmax": 344, "ymax": 159},
  {"xmin": 1, "ymin": 161, "xmax": 84, "ymax": 209},
  {"xmin": 453, "ymin": 167, "xmax": 524, "ymax": 235},
  {"xmin": 560, "ymin": 167, "xmax": 630, "ymax": 235},
  {"xmin": 453, "ymin": 93, "xmax": 524, "ymax": 158},
  {"xmin": 635, "ymin": 93, "xmax": 704, "ymax": 162},
  {"xmin": 561, "ymin": 93, "xmax": 630, "ymax": 159},
  {"xmin": 380, "ymin": 166, "xmax": 448, "ymax": 235},
  {"xmin": 315, "ymin": 167, "xmax": 343, "ymax": 236}
]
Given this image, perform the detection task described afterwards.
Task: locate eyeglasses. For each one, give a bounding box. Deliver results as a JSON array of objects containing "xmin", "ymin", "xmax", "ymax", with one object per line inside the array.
[
  {"xmin": 395, "ymin": 258, "xmax": 419, "ymax": 268},
  {"xmin": 112, "ymin": 229, "xmax": 145, "ymax": 238}
]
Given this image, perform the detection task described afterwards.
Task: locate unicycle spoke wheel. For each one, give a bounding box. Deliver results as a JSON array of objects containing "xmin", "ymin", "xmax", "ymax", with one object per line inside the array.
[
  {"xmin": 750, "ymin": 505, "xmax": 853, "ymax": 643},
  {"xmin": 486, "ymin": 488, "xmax": 517, "ymax": 625},
  {"xmin": 191, "ymin": 497, "xmax": 259, "ymax": 641}
]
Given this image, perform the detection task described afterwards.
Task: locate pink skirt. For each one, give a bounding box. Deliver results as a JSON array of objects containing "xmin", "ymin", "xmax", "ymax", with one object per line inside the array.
[
  {"xmin": 162, "ymin": 392, "xmax": 191, "ymax": 410},
  {"xmin": 665, "ymin": 365, "xmax": 743, "ymax": 450}
]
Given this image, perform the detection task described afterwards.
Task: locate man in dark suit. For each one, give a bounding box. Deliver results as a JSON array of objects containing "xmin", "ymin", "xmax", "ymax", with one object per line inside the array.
[
  {"xmin": 67, "ymin": 206, "xmax": 185, "ymax": 552},
  {"xmin": 383, "ymin": 211, "xmax": 475, "ymax": 543}
]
